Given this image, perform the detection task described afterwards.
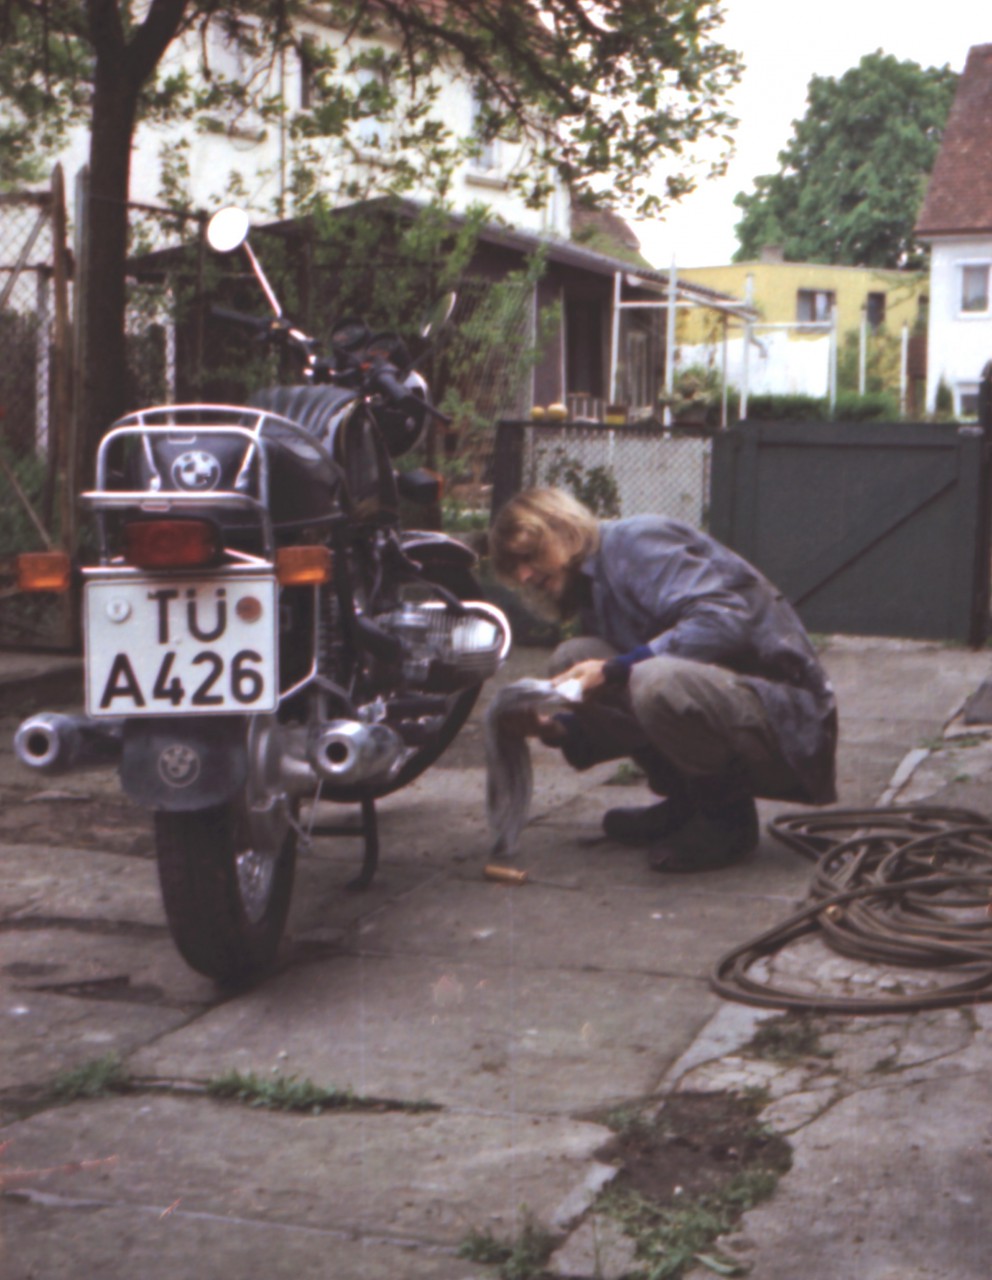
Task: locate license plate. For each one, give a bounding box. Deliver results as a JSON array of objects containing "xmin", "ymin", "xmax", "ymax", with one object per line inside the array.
[{"xmin": 85, "ymin": 576, "xmax": 278, "ymax": 717}]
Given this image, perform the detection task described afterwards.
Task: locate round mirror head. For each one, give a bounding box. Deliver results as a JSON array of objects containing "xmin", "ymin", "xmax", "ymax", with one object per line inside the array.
[
  {"xmin": 420, "ymin": 291, "xmax": 457, "ymax": 339},
  {"xmin": 206, "ymin": 206, "xmax": 251, "ymax": 254}
]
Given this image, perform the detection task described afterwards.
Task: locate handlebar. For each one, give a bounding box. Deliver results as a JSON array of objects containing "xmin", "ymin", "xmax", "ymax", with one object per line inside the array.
[
  {"xmin": 210, "ymin": 308, "xmax": 451, "ymax": 424},
  {"xmin": 209, "ymin": 305, "xmax": 277, "ymax": 333},
  {"xmin": 369, "ymin": 363, "xmax": 452, "ymax": 426}
]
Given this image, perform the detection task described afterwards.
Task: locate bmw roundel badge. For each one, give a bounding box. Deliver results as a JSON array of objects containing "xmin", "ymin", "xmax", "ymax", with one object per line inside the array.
[
  {"xmin": 158, "ymin": 743, "xmax": 202, "ymax": 787},
  {"xmin": 172, "ymin": 450, "xmax": 222, "ymax": 491}
]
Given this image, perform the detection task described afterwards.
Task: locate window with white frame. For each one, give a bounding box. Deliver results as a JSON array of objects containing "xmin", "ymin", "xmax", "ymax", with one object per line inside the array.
[
  {"xmin": 958, "ymin": 383, "xmax": 980, "ymax": 418},
  {"xmin": 960, "ymin": 264, "xmax": 990, "ymax": 314},
  {"xmin": 469, "ymin": 87, "xmax": 502, "ymax": 175},
  {"xmin": 354, "ymin": 66, "xmax": 391, "ymax": 149},
  {"xmin": 299, "ymin": 37, "xmax": 316, "ymax": 110}
]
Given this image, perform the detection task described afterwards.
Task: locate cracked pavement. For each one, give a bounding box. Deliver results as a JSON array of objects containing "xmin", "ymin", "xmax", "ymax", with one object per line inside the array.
[{"xmin": 2, "ymin": 636, "xmax": 992, "ymax": 1278}]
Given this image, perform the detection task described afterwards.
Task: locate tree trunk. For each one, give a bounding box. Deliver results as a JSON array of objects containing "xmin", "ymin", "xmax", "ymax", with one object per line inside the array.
[
  {"xmin": 81, "ymin": 67, "xmax": 139, "ymax": 477},
  {"xmin": 79, "ymin": 0, "xmax": 189, "ymax": 484}
]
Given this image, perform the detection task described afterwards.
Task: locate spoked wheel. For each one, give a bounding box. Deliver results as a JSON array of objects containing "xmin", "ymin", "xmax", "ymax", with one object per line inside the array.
[{"xmin": 154, "ymin": 718, "xmax": 296, "ymax": 984}]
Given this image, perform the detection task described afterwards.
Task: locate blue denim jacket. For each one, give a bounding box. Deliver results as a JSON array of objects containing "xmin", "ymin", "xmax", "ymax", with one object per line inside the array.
[{"xmin": 577, "ymin": 516, "xmax": 837, "ymax": 804}]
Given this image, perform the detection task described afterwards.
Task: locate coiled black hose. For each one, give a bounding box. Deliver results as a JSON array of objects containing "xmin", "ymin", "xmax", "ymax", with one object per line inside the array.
[{"xmin": 710, "ymin": 805, "xmax": 992, "ymax": 1014}]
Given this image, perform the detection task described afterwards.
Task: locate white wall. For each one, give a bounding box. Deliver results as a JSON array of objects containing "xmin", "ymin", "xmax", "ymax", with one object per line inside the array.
[
  {"xmin": 925, "ymin": 236, "xmax": 992, "ymax": 415},
  {"xmin": 62, "ymin": 20, "xmax": 569, "ymax": 239},
  {"xmin": 678, "ymin": 331, "xmax": 832, "ymax": 398}
]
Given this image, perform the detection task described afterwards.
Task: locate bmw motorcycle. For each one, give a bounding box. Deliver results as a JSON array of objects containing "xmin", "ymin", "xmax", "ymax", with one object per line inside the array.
[{"xmin": 14, "ymin": 206, "xmax": 510, "ymax": 983}]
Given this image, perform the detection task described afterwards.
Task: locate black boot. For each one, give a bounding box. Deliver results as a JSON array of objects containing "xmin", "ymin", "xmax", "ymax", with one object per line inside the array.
[
  {"xmin": 648, "ymin": 776, "xmax": 759, "ymax": 873},
  {"xmin": 603, "ymin": 793, "xmax": 695, "ymax": 844}
]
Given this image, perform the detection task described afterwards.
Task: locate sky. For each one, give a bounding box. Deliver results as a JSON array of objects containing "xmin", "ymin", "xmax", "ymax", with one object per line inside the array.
[{"xmin": 634, "ymin": 0, "xmax": 986, "ymax": 269}]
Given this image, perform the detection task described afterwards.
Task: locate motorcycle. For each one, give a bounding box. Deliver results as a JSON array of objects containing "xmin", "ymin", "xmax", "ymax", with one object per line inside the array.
[{"xmin": 14, "ymin": 206, "xmax": 510, "ymax": 984}]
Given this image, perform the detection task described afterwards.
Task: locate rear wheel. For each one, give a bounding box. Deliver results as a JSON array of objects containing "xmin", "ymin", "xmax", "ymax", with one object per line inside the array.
[{"xmin": 155, "ymin": 799, "xmax": 296, "ymax": 984}]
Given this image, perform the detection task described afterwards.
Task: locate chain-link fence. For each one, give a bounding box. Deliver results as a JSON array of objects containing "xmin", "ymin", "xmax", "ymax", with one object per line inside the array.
[
  {"xmin": 0, "ymin": 189, "xmax": 61, "ymax": 460},
  {"xmin": 0, "ymin": 171, "xmax": 74, "ymax": 647},
  {"xmin": 435, "ymin": 274, "xmax": 536, "ymax": 511},
  {"xmin": 125, "ymin": 201, "xmax": 206, "ymax": 408},
  {"xmin": 491, "ymin": 420, "xmax": 712, "ymax": 527}
]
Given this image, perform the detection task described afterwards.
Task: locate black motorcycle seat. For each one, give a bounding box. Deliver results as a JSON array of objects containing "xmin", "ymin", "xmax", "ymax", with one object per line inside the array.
[{"xmin": 249, "ymin": 385, "xmax": 356, "ymax": 441}]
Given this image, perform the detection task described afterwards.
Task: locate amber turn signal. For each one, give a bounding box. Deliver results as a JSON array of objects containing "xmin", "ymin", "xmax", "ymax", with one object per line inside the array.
[
  {"xmin": 16, "ymin": 551, "xmax": 72, "ymax": 593},
  {"xmin": 276, "ymin": 545, "xmax": 333, "ymax": 585}
]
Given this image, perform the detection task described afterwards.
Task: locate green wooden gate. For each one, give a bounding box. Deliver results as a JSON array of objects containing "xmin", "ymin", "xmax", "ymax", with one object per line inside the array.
[{"xmin": 709, "ymin": 421, "xmax": 992, "ymax": 645}]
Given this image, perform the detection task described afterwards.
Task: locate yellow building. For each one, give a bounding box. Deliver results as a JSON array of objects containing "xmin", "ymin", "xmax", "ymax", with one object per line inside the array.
[{"xmin": 676, "ymin": 253, "xmax": 927, "ymax": 400}]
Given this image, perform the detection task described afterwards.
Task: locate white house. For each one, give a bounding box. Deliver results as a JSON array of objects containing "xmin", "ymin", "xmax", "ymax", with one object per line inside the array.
[
  {"xmin": 916, "ymin": 43, "xmax": 992, "ymax": 418},
  {"xmin": 59, "ymin": 9, "xmax": 570, "ymax": 238}
]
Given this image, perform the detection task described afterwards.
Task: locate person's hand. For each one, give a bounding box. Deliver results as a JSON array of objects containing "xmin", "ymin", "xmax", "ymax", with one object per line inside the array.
[
  {"xmin": 499, "ymin": 709, "xmax": 567, "ymax": 745},
  {"xmin": 552, "ymin": 658, "xmax": 607, "ymax": 697}
]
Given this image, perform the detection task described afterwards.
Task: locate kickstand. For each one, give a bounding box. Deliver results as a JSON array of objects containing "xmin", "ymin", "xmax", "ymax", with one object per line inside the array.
[
  {"xmin": 347, "ymin": 794, "xmax": 379, "ymax": 891},
  {"xmin": 306, "ymin": 792, "xmax": 380, "ymax": 891}
]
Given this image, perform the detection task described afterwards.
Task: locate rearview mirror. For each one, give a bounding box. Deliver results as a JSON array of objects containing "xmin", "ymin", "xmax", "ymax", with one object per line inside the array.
[
  {"xmin": 420, "ymin": 292, "xmax": 457, "ymax": 340},
  {"xmin": 206, "ymin": 206, "xmax": 251, "ymax": 254}
]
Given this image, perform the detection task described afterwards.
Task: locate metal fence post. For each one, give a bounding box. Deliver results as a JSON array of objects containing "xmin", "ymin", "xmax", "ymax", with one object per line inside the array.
[{"xmin": 489, "ymin": 420, "xmax": 525, "ymax": 520}]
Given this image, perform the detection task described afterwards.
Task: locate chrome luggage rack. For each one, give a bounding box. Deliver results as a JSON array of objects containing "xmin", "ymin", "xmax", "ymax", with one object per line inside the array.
[{"xmin": 81, "ymin": 404, "xmax": 337, "ymax": 564}]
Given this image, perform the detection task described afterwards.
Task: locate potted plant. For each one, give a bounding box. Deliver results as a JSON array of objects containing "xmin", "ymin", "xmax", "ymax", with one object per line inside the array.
[{"xmin": 658, "ymin": 364, "xmax": 724, "ymax": 430}]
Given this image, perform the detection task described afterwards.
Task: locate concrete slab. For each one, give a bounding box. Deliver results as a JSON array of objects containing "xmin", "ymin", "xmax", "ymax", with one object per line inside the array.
[
  {"xmin": 129, "ymin": 953, "xmax": 716, "ymax": 1114},
  {"xmin": 4, "ymin": 633, "xmax": 992, "ymax": 1280},
  {"xmin": 1, "ymin": 1094, "xmax": 609, "ymax": 1262},
  {"xmin": 818, "ymin": 637, "xmax": 992, "ymax": 807},
  {"xmin": 318, "ymin": 851, "xmax": 810, "ymax": 977},
  {"xmin": 0, "ymin": 842, "xmax": 163, "ymax": 925},
  {"xmin": 2, "ymin": 1202, "xmax": 484, "ymax": 1280},
  {"xmin": 685, "ymin": 1068, "xmax": 992, "ymax": 1280},
  {"xmin": 1, "ymin": 979, "xmax": 189, "ymax": 1094}
]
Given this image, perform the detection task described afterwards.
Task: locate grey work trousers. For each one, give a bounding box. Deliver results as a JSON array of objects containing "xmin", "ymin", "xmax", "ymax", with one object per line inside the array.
[{"xmin": 549, "ymin": 637, "xmax": 802, "ymax": 801}]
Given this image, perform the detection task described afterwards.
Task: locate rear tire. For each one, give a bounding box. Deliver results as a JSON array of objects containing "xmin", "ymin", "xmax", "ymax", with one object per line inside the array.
[{"xmin": 155, "ymin": 801, "xmax": 296, "ymax": 984}]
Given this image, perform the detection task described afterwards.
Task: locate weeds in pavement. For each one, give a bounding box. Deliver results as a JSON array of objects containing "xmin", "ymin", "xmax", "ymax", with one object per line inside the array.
[
  {"xmin": 602, "ymin": 1102, "xmax": 660, "ymax": 1148},
  {"xmin": 592, "ymin": 1091, "xmax": 792, "ymax": 1280},
  {"xmin": 602, "ymin": 1166, "xmax": 779, "ymax": 1278},
  {"xmin": 458, "ymin": 1216, "xmax": 556, "ymax": 1280},
  {"xmin": 206, "ymin": 1069, "xmax": 438, "ymax": 1116},
  {"xmin": 51, "ymin": 1054, "xmax": 129, "ymax": 1102},
  {"xmin": 743, "ymin": 1014, "xmax": 833, "ymax": 1064}
]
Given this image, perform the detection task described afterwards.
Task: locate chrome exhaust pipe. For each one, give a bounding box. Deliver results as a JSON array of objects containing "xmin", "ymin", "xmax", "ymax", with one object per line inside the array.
[
  {"xmin": 309, "ymin": 720, "xmax": 404, "ymax": 785},
  {"xmin": 15, "ymin": 712, "xmax": 123, "ymax": 775}
]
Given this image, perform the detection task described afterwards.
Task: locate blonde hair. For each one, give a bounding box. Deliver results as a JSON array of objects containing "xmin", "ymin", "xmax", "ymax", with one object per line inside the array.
[{"xmin": 490, "ymin": 488, "xmax": 600, "ymax": 579}]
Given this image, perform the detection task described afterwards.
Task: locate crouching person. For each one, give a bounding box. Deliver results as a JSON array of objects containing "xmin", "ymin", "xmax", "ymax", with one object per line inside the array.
[{"xmin": 489, "ymin": 488, "xmax": 837, "ymax": 872}]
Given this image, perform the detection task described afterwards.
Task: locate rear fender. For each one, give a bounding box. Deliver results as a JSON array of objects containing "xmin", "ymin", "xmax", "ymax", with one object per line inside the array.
[{"xmin": 120, "ymin": 716, "xmax": 247, "ymax": 811}]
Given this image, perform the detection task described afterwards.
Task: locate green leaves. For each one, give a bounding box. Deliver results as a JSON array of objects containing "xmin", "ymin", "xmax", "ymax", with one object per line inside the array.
[
  {"xmin": 7, "ymin": 1, "xmax": 740, "ymax": 215},
  {"xmin": 733, "ymin": 52, "xmax": 959, "ymax": 268}
]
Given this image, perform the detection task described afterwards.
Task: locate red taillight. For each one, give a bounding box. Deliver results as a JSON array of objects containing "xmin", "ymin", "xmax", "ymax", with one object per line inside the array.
[{"xmin": 123, "ymin": 519, "xmax": 220, "ymax": 569}]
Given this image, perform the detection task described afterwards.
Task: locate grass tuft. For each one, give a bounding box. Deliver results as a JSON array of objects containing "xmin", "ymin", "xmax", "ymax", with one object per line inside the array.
[
  {"xmin": 743, "ymin": 1014, "xmax": 833, "ymax": 1063},
  {"xmin": 206, "ymin": 1069, "xmax": 438, "ymax": 1116},
  {"xmin": 458, "ymin": 1216, "xmax": 556, "ymax": 1279},
  {"xmin": 51, "ymin": 1054, "xmax": 129, "ymax": 1102},
  {"xmin": 603, "ymin": 1167, "xmax": 778, "ymax": 1278}
]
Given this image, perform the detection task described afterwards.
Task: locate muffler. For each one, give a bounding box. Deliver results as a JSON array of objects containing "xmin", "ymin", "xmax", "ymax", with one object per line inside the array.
[
  {"xmin": 15, "ymin": 712, "xmax": 124, "ymax": 775},
  {"xmin": 309, "ymin": 720, "xmax": 404, "ymax": 785}
]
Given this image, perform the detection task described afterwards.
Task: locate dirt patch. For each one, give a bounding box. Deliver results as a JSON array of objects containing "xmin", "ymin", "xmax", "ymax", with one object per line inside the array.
[{"xmin": 599, "ymin": 1090, "xmax": 791, "ymax": 1206}]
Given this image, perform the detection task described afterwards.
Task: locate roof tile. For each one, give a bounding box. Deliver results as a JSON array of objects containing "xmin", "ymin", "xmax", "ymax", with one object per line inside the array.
[{"xmin": 917, "ymin": 44, "xmax": 992, "ymax": 237}]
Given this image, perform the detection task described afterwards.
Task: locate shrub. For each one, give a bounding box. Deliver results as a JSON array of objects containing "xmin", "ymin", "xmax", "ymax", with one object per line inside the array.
[{"xmin": 742, "ymin": 394, "xmax": 829, "ymax": 422}]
